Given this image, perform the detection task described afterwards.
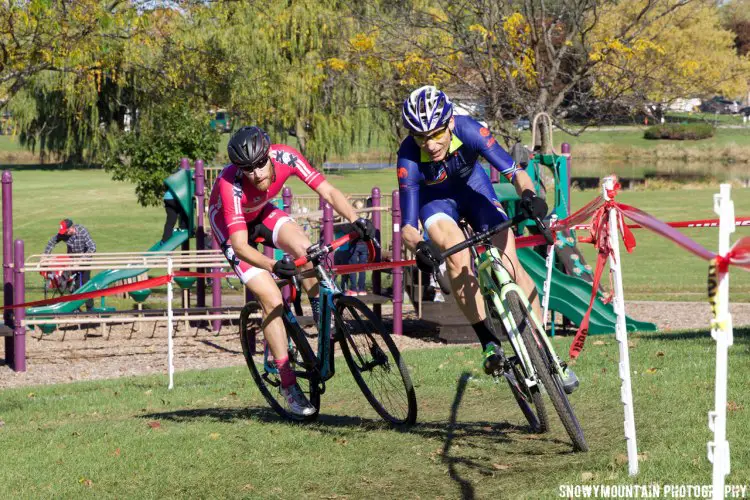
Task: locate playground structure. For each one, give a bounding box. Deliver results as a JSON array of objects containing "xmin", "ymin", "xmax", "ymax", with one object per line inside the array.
[{"xmin": 1, "ymin": 161, "xmax": 406, "ymax": 373}]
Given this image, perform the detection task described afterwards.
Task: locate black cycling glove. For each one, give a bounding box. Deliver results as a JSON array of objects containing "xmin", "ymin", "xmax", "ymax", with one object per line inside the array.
[
  {"xmin": 520, "ymin": 189, "xmax": 548, "ymax": 219},
  {"xmin": 272, "ymin": 259, "xmax": 297, "ymax": 279},
  {"xmin": 415, "ymin": 240, "xmax": 444, "ymax": 274},
  {"xmin": 353, "ymin": 217, "xmax": 376, "ymax": 241}
]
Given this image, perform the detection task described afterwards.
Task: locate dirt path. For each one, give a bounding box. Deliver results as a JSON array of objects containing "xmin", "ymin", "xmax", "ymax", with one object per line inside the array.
[{"xmin": 1, "ymin": 301, "xmax": 748, "ymax": 390}]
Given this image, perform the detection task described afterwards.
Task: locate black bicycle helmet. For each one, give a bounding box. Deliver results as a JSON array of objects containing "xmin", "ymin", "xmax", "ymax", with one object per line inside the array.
[{"xmin": 227, "ymin": 126, "xmax": 271, "ymax": 169}]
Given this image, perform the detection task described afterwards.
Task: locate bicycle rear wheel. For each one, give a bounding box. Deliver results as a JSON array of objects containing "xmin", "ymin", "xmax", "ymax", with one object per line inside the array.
[
  {"xmin": 335, "ymin": 296, "xmax": 417, "ymax": 426},
  {"xmin": 484, "ymin": 296, "xmax": 548, "ymax": 433},
  {"xmin": 507, "ymin": 291, "xmax": 588, "ymax": 451},
  {"xmin": 239, "ymin": 302, "xmax": 321, "ymax": 422}
]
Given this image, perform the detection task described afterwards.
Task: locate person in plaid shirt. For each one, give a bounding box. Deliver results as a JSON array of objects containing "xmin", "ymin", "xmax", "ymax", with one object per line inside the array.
[{"xmin": 44, "ymin": 219, "xmax": 97, "ymax": 309}]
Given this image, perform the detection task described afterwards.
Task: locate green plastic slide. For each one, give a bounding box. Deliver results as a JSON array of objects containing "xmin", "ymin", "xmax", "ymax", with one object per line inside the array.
[
  {"xmin": 517, "ymin": 247, "xmax": 657, "ymax": 334},
  {"xmin": 27, "ymin": 229, "xmax": 190, "ymax": 317}
]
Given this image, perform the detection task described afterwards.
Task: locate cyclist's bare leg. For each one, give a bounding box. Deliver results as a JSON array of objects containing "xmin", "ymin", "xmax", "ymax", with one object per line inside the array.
[
  {"xmin": 245, "ymin": 271, "xmax": 288, "ymax": 361},
  {"xmin": 275, "ymin": 220, "xmax": 319, "ymax": 297},
  {"xmin": 490, "ymin": 229, "xmax": 542, "ymax": 320},
  {"xmin": 426, "ymin": 219, "xmax": 485, "ymax": 323}
]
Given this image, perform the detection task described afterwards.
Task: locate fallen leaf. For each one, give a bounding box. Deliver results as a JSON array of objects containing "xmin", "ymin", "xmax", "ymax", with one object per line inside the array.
[
  {"xmin": 112, "ymin": 448, "xmax": 121, "ymax": 457},
  {"xmin": 144, "ymin": 390, "xmax": 152, "ymax": 395},
  {"xmin": 656, "ymin": 351, "xmax": 665, "ymax": 357},
  {"xmin": 593, "ymin": 340, "xmax": 606, "ymax": 346},
  {"xmin": 581, "ymin": 472, "xmax": 594, "ymax": 481},
  {"xmin": 335, "ymin": 438, "xmax": 348, "ymax": 446},
  {"xmin": 727, "ymin": 401, "xmax": 744, "ymax": 412},
  {"xmin": 0, "ymin": 420, "xmax": 5, "ymax": 428},
  {"xmin": 27, "ymin": 392, "xmax": 35, "ymax": 399},
  {"xmin": 242, "ymin": 484, "xmax": 254, "ymax": 491},
  {"xmin": 645, "ymin": 367, "xmax": 658, "ymax": 374},
  {"xmin": 482, "ymin": 426, "xmax": 493, "ymax": 432},
  {"xmin": 79, "ymin": 478, "xmax": 93, "ymax": 487},
  {"xmin": 147, "ymin": 421, "xmax": 161, "ymax": 429},
  {"xmin": 492, "ymin": 463, "xmax": 510, "ymax": 470},
  {"xmin": 638, "ymin": 452, "xmax": 649, "ymax": 461},
  {"xmin": 210, "ymin": 433, "xmax": 220, "ymax": 440}
]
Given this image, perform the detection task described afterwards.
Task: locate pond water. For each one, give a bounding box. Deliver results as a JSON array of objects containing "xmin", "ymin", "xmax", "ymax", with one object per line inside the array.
[{"xmin": 568, "ymin": 158, "xmax": 749, "ymax": 183}]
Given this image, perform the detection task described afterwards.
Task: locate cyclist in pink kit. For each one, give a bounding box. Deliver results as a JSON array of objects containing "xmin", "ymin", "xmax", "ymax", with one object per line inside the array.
[{"xmin": 209, "ymin": 126, "xmax": 376, "ymax": 417}]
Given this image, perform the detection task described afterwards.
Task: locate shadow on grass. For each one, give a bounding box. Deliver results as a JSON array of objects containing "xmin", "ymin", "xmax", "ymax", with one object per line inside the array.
[{"xmin": 142, "ymin": 372, "xmax": 570, "ymax": 500}]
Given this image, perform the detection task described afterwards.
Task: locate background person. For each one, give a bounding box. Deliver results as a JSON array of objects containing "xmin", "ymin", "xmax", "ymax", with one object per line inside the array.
[{"xmin": 43, "ymin": 218, "xmax": 97, "ymax": 310}]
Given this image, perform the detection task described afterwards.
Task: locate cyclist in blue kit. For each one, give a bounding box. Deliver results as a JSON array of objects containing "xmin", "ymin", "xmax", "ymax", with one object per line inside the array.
[{"xmin": 397, "ymin": 86, "xmax": 574, "ymax": 384}]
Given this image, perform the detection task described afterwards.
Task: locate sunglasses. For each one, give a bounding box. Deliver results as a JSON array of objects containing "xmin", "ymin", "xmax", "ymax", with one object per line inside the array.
[
  {"xmin": 410, "ymin": 125, "xmax": 450, "ymax": 144},
  {"xmin": 238, "ymin": 156, "xmax": 270, "ymax": 173}
]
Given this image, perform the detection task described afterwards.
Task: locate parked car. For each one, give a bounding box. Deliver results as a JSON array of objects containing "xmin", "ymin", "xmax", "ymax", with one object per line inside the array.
[
  {"xmin": 700, "ymin": 96, "xmax": 741, "ymax": 114},
  {"xmin": 513, "ymin": 117, "xmax": 531, "ymax": 131},
  {"xmin": 209, "ymin": 110, "xmax": 232, "ymax": 133},
  {"xmin": 740, "ymin": 106, "xmax": 750, "ymax": 117}
]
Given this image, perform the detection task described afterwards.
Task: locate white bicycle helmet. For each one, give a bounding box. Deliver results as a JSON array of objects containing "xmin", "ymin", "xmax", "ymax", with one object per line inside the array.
[{"xmin": 401, "ymin": 85, "xmax": 454, "ymax": 133}]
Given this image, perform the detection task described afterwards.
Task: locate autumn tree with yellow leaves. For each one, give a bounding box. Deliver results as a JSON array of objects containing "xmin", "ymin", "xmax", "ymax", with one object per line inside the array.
[{"xmin": 347, "ymin": 0, "xmax": 750, "ymax": 145}]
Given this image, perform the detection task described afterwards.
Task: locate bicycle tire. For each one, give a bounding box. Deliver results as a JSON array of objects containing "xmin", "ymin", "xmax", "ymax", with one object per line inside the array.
[
  {"xmin": 484, "ymin": 296, "xmax": 549, "ymax": 433},
  {"xmin": 335, "ymin": 296, "xmax": 417, "ymax": 426},
  {"xmin": 239, "ymin": 302, "xmax": 321, "ymax": 422},
  {"xmin": 507, "ymin": 291, "xmax": 589, "ymax": 451}
]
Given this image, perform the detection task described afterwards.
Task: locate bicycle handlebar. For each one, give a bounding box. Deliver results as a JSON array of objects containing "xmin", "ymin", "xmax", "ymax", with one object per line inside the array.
[
  {"xmin": 292, "ymin": 231, "xmax": 379, "ymax": 269},
  {"xmin": 439, "ymin": 213, "xmax": 554, "ymax": 261}
]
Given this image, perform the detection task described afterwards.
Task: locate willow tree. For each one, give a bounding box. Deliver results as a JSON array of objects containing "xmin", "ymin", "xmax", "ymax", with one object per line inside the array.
[
  {"xmin": 347, "ymin": 0, "xmax": 750, "ymax": 147},
  {"xmin": 156, "ymin": 0, "xmax": 392, "ymax": 166},
  {"xmin": 1, "ymin": 0, "xmax": 170, "ymax": 162}
]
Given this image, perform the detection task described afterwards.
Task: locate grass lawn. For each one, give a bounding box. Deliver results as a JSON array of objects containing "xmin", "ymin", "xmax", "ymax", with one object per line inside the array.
[{"xmin": 0, "ymin": 329, "xmax": 748, "ymax": 498}]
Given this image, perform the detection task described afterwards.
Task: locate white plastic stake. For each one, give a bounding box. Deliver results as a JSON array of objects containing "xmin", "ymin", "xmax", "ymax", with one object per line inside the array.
[
  {"xmin": 603, "ymin": 175, "xmax": 638, "ymax": 476},
  {"xmin": 167, "ymin": 257, "xmax": 175, "ymax": 390},
  {"xmin": 708, "ymin": 184, "xmax": 734, "ymax": 499},
  {"xmin": 542, "ymin": 214, "xmax": 558, "ymax": 331}
]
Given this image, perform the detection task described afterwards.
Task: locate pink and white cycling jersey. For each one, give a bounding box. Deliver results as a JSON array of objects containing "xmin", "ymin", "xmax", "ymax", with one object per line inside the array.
[{"xmin": 208, "ymin": 144, "xmax": 325, "ymax": 237}]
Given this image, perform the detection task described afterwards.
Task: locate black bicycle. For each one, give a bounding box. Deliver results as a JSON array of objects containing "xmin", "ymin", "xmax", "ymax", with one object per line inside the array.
[{"xmin": 239, "ymin": 232, "xmax": 418, "ymax": 426}]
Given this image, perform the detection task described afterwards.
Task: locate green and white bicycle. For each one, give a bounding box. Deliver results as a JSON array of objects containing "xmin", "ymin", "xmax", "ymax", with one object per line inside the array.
[{"xmin": 439, "ymin": 214, "xmax": 588, "ymax": 451}]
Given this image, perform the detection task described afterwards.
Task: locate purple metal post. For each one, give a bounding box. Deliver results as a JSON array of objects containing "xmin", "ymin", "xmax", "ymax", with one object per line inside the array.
[
  {"xmin": 281, "ymin": 187, "xmax": 293, "ymax": 304},
  {"xmin": 211, "ymin": 236, "xmax": 222, "ymax": 332},
  {"xmin": 322, "ymin": 203, "xmax": 333, "ymax": 245},
  {"xmin": 490, "ymin": 167, "xmax": 499, "ymax": 183},
  {"xmin": 370, "ymin": 187, "xmax": 382, "ymax": 318},
  {"xmin": 561, "ymin": 143, "xmax": 571, "ymax": 216},
  {"xmin": 392, "ymin": 190, "xmax": 402, "ymax": 336},
  {"xmin": 2, "ymin": 171, "xmax": 13, "ymax": 361},
  {"xmin": 179, "ymin": 159, "xmax": 191, "ymax": 310},
  {"xmin": 194, "ymin": 159, "xmax": 206, "ymax": 309},
  {"xmin": 12, "ymin": 239, "xmax": 25, "ymax": 371}
]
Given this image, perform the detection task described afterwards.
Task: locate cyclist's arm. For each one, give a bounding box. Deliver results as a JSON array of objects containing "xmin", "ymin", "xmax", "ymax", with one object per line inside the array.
[
  {"xmin": 314, "ymin": 180, "xmax": 358, "ymax": 223},
  {"xmin": 466, "ymin": 118, "xmax": 537, "ymax": 197},
  {"xmin": 397, "ymin": 156, "xmax": 422, "ymax": 253},
  {"xmin": 512, "ymin": 168, "xmax": 536, "ymax": 196},
  {"xmin": 229, "ymin": 229, "xmax": 276, "ymax": 271}
]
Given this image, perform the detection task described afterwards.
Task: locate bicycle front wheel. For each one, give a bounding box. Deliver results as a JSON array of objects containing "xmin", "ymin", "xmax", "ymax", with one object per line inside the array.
[
  {"xmin": 239, "ymin": 302, "xmax": 321, "ymax": 422},
  {"xmin": 484, "ymin": 296, "xmax": 548, "ymax": 433},
  {"xmin": 507, "ymin": 291, "xmax": 588, "ymax": 451},
  {"xmin": 335, "ymin": 296, "xmax": 417, "ymax": 426}
]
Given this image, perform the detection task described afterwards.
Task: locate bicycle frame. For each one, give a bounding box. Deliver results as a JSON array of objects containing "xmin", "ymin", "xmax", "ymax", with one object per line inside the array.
[
  {"xmin": 264, "ymin": 250, "xmax": 344, "ymax": 386},
  {"xmin": 467, "ymin": 231, "xmax": 568, "ymax": 385}
]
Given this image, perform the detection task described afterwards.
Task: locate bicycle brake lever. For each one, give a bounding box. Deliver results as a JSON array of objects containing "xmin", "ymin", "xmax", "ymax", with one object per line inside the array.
[{"xmin": 534, "ymin": 216, "xmax": 555, "ymax": 245}]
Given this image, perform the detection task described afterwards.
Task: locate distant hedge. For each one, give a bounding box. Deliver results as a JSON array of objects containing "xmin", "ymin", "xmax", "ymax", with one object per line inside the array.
[{"xmin": 643, "ymin": 123, "xmax": 715, "ymax": 140}]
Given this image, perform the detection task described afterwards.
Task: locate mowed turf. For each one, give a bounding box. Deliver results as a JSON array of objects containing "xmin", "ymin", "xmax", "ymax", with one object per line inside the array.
[{"xmin": 0, "ymin": 329, "xmax": 748, "ymax": 498}]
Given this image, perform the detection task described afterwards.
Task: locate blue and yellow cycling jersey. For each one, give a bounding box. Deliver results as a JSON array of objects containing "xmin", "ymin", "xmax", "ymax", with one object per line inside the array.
[{"xmin": 397, "ymin": 115, "xmax": 519, "ymax": 229}]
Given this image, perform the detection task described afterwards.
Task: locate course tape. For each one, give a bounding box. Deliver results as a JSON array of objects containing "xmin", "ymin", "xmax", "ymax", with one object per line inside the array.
[{"xmin": 569, "ymin": 199, "xmax": 750, "ymax": 359}]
